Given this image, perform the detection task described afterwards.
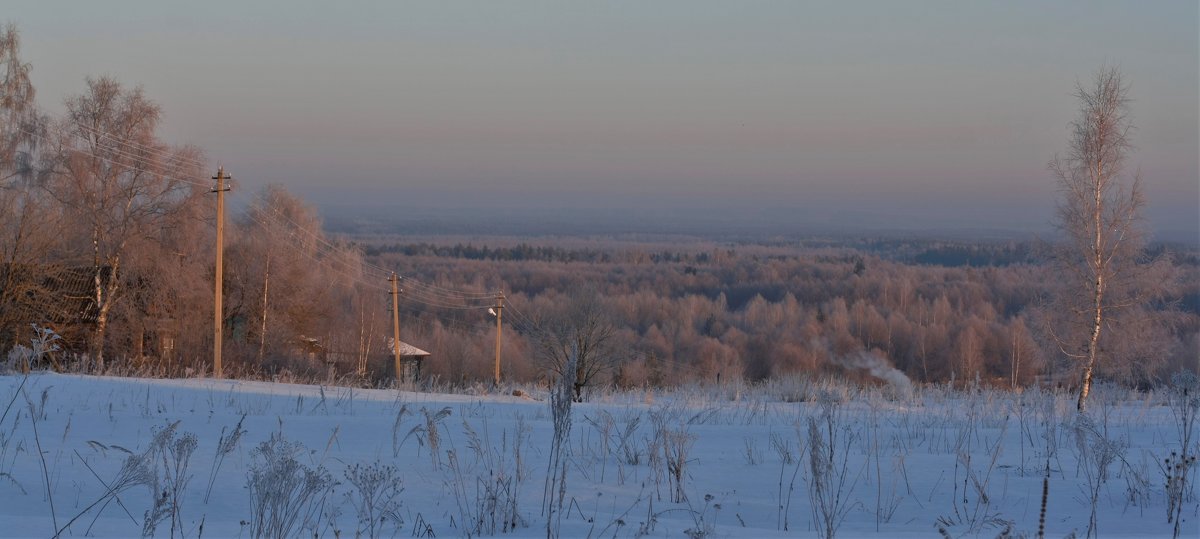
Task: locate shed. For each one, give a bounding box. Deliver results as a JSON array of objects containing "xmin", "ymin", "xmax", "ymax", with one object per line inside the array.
[{"xmin": 386, "ymin": 337, "xmax": 431, "ymax": 383}]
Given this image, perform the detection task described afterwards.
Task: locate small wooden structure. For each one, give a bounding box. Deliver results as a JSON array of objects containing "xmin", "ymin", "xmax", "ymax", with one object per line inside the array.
[
  {"xmin": 296, "ymin": 335, "xmax": 327, "ymax": 363},
  {"xmin": 387, "ymin": 337, "xmax": 431, "ymax": 383}
]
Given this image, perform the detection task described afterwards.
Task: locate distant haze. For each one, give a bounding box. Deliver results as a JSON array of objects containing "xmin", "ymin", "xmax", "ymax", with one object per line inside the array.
[{"xmin": 9, "ymin": 1, "xmax": 1198, "ymax": 241}]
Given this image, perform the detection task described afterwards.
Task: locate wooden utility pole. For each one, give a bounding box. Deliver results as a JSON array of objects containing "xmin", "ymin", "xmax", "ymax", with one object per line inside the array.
[
  {"xmin": 211, "ymin": 167, "xmax": 230, "ymax": 379},
  {"xmin": 493, "ymin": 292, "xmax": 504, "ymax": 386},
  {"xmin": 390, "ymin": 273, "xmax": 402, "ymax": 383}
]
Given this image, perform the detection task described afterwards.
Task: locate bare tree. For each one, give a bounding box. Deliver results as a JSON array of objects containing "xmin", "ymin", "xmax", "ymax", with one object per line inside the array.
[
  {"xmin": 532, "ymin": 288, "xmax": 620, "ymax": 401},
  {"xmin": 44, "ymin": 77, "xmax": 197, "ymax": 370},
  {"xmin": 1049, "ymin": 68, "xmax": 1158, "ymax": 411}
]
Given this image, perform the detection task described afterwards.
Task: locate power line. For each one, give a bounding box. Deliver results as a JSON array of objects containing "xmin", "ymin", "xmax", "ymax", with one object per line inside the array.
[
  {"xmin": 20, "ymin": 126, "xmax": 213, "ymax": 191},
  {"xmin": 43, "ymin": 107, "xmax": 208, "ymax": 169},
  {"xmin": 398, "ymin": 274, "xmax": 499, "ymax": 299},
  {"xmin": 30, "ymin": 113, "xmax": 208, "ymax": 179},
  {"xmin": 239, "ymin": 222, "xmax": 388, "ymax": 293}
]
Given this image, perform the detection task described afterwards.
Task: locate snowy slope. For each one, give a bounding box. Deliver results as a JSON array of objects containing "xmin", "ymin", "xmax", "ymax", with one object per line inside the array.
[{"xmin": 0, "ymin": 373, "xmax": 1194, "ymax": 538}]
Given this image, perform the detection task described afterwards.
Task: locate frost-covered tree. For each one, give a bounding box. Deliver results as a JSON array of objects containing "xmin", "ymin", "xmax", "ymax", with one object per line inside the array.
[
  {"xmin": 44, "ymin": 77, "xmax": 198, "ymax": 369},
  {"xmin": 0, "ymin": 24, "xmax": 38, "ymax": 183},
  {"xmin": 0, "ymin": 23, "xmax": 55, "ymax": 351},
  {"xmin": 1048, "ymin": 68, "xmax": 1162, "ymax": 411},
  {"xmin": 226, "ymin": 184, "xmax": 364, "ymax": 372}
]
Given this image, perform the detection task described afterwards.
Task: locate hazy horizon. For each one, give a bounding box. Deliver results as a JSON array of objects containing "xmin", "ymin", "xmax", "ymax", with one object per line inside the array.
[{"xmin": 8, "ymin": 1, "xmax": 1198, "ymax": 241}]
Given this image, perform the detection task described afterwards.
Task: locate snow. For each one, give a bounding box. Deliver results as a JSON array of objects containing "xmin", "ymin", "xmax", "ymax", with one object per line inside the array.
[{"xmin": 0, "ymin": 372, "xmax": 1195, "ymax": 538}]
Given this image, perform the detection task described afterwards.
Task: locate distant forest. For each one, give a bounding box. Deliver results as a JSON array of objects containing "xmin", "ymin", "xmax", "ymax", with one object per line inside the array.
[
  {"xmin": 365, "ymin": 236, "xmax": 1199, "ymax": 391},
  {"xmin": 366, "ymin": 238, "xmax": 1040, "ymax": 267}
]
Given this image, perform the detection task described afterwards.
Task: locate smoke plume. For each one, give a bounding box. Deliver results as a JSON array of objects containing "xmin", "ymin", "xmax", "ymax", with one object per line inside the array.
[{"xmin": 835, "ymin": 349, "xmax": 913, "ymax": 398}]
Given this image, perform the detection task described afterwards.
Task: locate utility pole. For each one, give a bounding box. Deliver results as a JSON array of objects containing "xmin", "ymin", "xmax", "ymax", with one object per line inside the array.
[
  {"xmin": 390, "ymin": 273, "xmax": 402, "ymax": 384},
  {"xmin": 211, "ymin": 167, "xmax": 230, "ymax": 379},
  {"xmin": 493, "ymin": 292, "xmax": 504, "ymax": 387}
]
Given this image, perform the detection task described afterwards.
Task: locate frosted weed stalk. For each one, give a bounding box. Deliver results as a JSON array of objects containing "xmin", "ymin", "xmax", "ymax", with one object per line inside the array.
[
  {"xmin": 143, "ymin": 428, "xmax": 198, "ymax": 538},
  {"xmin": 1071, "ymin": 413, "xmax": 1125, "ymax": 539},
  {"xmin": 204, "ymin": 414, "xmax": 246, "ymax": 504},
  {"xmin": 937, "ymin": 400, "xmax": 1010, "ymax": 536},
  {"xmin": 448, "ymin": 418, "xmax": 529, "ymax": 536},
  {"xmin": 806, "ymin": 393, "xmax": 860, "ymax": 539},
  {"xmin": 583, "ymin": 410, "xmax": 615, "ymax": 483},
  {"xmin": 542, "ymin": 347, "xmax": 577, "ymax": 538},
  {"xmin": 390, "ymin": 402, "xmax": 411, "ymax": 457},
  {"xmin": 403, "ymin": 406, "xmax": 452, "ymax": 468},
  {"xmin": 245, "ymin": 433, "xmax": 336, "ymax": 539},
  {"xmin": 662, "ymin": 422, "xmax": 696, "ymax": 504},
  {"xmin": 343, "ymin": 462, "xmax": 404, "ymax": 539},
  {"xmin": 768, "ymin": 429, "xmax": 802, "ymax": 531},
  {"xmin": 743, "ymin": 436, "xmax": 763, "ymax": 466},
  {"xmin": 54, "ymin": 421, "xmax": 180, "ymax": 538},
  {"xmin": 1166, "ymin": 372, "xmax": 1199, "ymax": 539},
  {"xmin": 614, "ymin": 413, "xmax": 642, "ymax": 485}
]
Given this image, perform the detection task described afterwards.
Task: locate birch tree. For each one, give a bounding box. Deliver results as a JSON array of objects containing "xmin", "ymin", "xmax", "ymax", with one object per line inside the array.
[
  {"xmin": 45, "ymin": 77, "xmax": 196, "ymax": 370},
  {"xmin": 1049, "ymin": 68, "xmax": 1151, "ymax": 411}
]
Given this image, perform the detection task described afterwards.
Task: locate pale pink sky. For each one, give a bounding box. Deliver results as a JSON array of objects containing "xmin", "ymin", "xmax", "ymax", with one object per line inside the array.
[{"xmin": 8, "ymin": 1, "xmax": 1198, "ymax": 239}]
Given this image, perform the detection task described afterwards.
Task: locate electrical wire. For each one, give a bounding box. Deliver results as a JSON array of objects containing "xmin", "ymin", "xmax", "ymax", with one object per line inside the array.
[
  {"xmin": 44, "ymin": 107, "xmax": 209, "ymax": 169},
  {"xmin": 31, "ymin": 113, "xmax": 209, "ymax": 181},
  {"xmin": 20, "ymin": 126, "xmax": 213, "ymax": 190}
]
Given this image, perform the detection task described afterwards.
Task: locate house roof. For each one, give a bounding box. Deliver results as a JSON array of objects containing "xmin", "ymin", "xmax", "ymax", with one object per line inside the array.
[
  {"xmin": 1, "ymin": 263, "xmax": 108, "ymax": 324},
  {"xmin": 386, "ymin": 337, "xmax": 431, "ymax": 357}
]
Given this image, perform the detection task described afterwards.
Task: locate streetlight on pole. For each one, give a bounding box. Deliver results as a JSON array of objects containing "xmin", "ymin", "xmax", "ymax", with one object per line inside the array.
[{"xmin": 489, "ymin": 292, "xmax": 504, "ymax": 387}]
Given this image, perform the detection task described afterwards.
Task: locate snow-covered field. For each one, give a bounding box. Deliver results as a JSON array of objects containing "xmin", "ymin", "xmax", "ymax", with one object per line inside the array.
[{"xmin": 0, "ymin": 373, "xmax": 1195, "ymax": 538}]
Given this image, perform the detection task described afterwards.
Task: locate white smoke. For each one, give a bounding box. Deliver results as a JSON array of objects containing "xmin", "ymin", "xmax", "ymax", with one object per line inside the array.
[{"xmin": 835, "ymin": 349, "xmax": 913, "ymax": 399}]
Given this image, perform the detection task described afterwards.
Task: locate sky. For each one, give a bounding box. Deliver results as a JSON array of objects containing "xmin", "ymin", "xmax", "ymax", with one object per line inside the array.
[{"xmin": 7, "ymin": 1, "xmax": 1199, "ymax": 240}]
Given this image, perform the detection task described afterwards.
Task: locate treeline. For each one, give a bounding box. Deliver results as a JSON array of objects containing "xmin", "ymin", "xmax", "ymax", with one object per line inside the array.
[
  {"xmin": 366, "ymin": 242, "xmax": 618, "ymax": 264},
  {"xmin": 911, "ymin": 243, "xmax": 1034, "ymax": 267},
  {"xmin": 373, "ymin": 240, "xmax": 1198, "ymax": 390},
  {"xmin": 365, "ymin": 241, "xmax": 735, "ymax": 265},
  {"xmin": 367, "ymin": 238, "xmax": 1057, "ymax": 269}
]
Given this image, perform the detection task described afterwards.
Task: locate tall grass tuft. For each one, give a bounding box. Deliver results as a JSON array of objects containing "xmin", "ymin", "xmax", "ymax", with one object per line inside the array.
[
  {"xmin": 204, "ymin": 415, "xmax": 246, "ymax": 504},
  {"xmin": 404, "ymin": 406, "xmax": 452, "ymax": 468}
]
